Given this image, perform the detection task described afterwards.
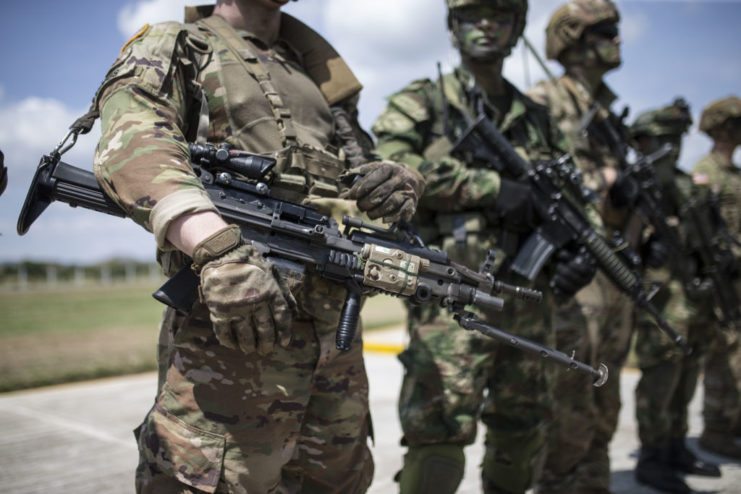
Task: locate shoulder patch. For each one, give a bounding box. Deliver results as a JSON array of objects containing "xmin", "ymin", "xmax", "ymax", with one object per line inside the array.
[
  {"xmin": 692, "ymin": 173, "xmax": 709, "ymax": 185},
  {"xmin": 121, "ymin": 24, "xmax": 150, "ymax": 54}
]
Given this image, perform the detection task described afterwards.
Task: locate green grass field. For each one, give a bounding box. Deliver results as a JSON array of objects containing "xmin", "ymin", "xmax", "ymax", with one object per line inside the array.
[{"xmin": 0, "ymin": 281, "xmax": 405, "ymax": 392}]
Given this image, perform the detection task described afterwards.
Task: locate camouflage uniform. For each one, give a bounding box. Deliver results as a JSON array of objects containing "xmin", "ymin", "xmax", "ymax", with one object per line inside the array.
[
  {"xmin": 372, "ymin": 48, "xmax": 601, "ymax": 490},
  {"xmin": 692, "ymin": 96, "xmax": 741, "ymax": 458},
  {"xmin": 627, "ymin": 101, "xmax": 722, "ymax": 493},
  {"xmin": 527, "ymin": 1, "xmax": 636, "ymax": 492},
  {"xmin": 93, "ymin": 7, "xmax": 376, "ymax": 493}
]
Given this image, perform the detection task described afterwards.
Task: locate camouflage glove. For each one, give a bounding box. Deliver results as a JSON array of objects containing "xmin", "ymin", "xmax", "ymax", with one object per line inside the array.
[
  {"xmin": 342, "ymin": 161, "xmax": 424, "ymax": 223},
  {"xmin": 195, "ymin": 225, "xmax": 296, "ymax": 354},
  {"xmin": 641, "ymin": 234, "xmax": 670, "ymax": 269},
  {"xmin": 550, "ymin": 246, "xmax": 597, "ymax": 299},
  {"xmin": 608, "ymin": 170, "xmax": 639, "ymax": 208}
]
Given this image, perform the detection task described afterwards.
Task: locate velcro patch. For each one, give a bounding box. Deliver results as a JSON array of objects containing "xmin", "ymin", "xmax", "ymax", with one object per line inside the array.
[{"xmin": 121, "ymin": 24, "xmax": 150, "ymax": 54}]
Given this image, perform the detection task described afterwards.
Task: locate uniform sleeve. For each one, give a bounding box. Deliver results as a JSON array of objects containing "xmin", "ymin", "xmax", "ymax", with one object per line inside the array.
[
  {"xmin": 93, "ymin": 22, "xmax": 217, "ymax": 251},
  {"xmin": 371, "ymin": 83, "xmax": 501, "ymax": 212}
]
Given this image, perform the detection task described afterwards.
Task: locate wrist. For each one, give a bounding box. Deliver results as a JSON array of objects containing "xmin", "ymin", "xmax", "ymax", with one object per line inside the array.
[{"xmin": 191, "ymin": 224, "xmax": 243, "ymax": 272}]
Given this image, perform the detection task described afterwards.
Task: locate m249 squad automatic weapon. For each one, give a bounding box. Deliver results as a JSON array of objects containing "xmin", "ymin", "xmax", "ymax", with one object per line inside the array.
[{"xmin": 17, "ymin": 142, "xmax": 608, "ymax": 386}]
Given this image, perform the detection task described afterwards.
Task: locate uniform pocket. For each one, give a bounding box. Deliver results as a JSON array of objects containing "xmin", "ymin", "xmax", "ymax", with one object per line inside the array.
[{"xmin": 137, "ymin": 404, "xmax": 226, "ymax": 493}]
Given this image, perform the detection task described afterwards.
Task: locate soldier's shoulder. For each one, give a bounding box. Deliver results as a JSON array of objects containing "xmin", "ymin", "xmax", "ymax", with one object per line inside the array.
[
  {"xmin": 384, "ymin": 78, "xmax": 436, "ymax": 122},
  {"xmin": 119, "ymin": 21, "xmax": 195, "ymax": 58}
]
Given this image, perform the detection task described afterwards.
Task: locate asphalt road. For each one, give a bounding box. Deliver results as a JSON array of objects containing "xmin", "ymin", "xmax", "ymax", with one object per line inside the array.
[{"xmin": 0, "ymin": 333, "xmax": 739, "ymax": 493}]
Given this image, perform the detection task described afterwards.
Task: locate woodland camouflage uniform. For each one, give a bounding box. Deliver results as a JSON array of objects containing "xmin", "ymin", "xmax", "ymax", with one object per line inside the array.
[
  {"xmin": 93, "ymin": 6, "xmax": 383, "ymax": 493},
  {"xmin": 526, "ymin": 1, "xmax": 636, "ymax": 492},
  {"xmin": 372, "ymin": 7, "xmax": 602, "ymax": 485},
  {"xmin": 692, "ymin": 96, "xmax": 741, "ymax": 459},
  {"xmin": 630, "ymin": 100, "xmax": 721, "ymax": 493}
]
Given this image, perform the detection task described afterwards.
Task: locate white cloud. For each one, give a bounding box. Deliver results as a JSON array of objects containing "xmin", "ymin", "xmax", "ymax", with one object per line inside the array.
[
  {"xmin": 0, "ymin": 88, "xmax": 154, "ymax": 263},
  {"xmin": 118, "ymin": 0, "xmax": 200, "ymax": 37},
  {"xmin": 620, "ymin": 10, "xmax": 649, "ymax": 45}
]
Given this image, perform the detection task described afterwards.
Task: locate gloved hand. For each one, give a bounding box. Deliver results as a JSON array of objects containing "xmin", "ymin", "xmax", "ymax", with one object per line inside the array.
[
  {"xmin": 642, "ymin": 235, "xmax": 670, "ymax": 269},
  {"xmin": 608, "ymin": 170, "xmax": 639, "ymax": 208},
  {"xmin": 342, "ymin": 161, "xmax": 424, "ymax": 223},
  {"xmin": 494, "ymin": 178, "xmax": 538, "ymax": 233},
  {"xmin": 195, "ymin": 226, "xmax": 296, "ymax": 354},
  {"xmin": 550, "ymin": 246, "xmax": 597, "ymax": 299}
]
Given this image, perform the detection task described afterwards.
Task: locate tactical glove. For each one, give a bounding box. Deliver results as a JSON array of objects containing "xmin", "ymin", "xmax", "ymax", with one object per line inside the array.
[
  {"xmin": 494, "ymin": 178, "xmax": 538, "ymax": 233},
  {"xmin": 641, "ymin": 235, "xmax": 670, "ymax": 269},
  {"xmin": 550, "ymin": 246, "xmax": 597, "ymax": 299},
  {"xmin": 196, "ymin": 225, "xmax": 296, "ymax": 355},
  {"xmin": 608, "ymin": 170, "xmax": 639, "ymax": 208},
  {"xmin": 342, "ymin": 161, "xmax": 424, "ymax": 223}
]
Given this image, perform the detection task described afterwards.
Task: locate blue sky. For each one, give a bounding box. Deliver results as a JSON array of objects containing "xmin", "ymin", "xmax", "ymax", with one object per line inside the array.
[{"xmin": 0, "ymin": 0, "xmax": 740, "ymax": 263}]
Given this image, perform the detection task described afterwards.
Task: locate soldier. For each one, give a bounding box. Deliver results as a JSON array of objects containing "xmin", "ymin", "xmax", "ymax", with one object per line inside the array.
[
  {"xmin": 92, "ymin": 1, "xmax": 422, "ymax": 492},
  {"xmin": 630, "ymin": 100, "xmax": 721, "ymax": 494},
  {"xmin": 526, "ymin": 1, "xmax": 642, "ymax": 492},
  {"xmin": 0, "ymin": 149, "xmax": 6, "ymax": 196},
  {"xmin": 692, "ymin": 95, "xmax": 741, "ymax": 459},
  {"xmin": 371, "ymin": 1, "xmax": 598, "ymax": 493}
]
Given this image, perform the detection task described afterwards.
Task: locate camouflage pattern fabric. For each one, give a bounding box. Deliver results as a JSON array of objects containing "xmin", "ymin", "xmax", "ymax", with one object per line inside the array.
[
  {"xmin": 527, "ymin": 73, "xmax": 634, "ymax": 494},
  {"xmin": 634, "ymin": 269, "xmax": 710, "ymax": 449},
  {"xmin": 699, "ymin": 95, "xmax": 741, "ymax": 134},
  {"xmin": 692, "ymin": 150, "xmax": 741, "ymax": 437},
  {"xmin": 545, "ymin": 0, "xmax": 620, "ymax": 61},
  {"xmin": 628, "ymin": 102, "xmax": 712, "ymax": 453},
  {"xmin": 94, "ymin": 12, "xmax": 375, "ymax": 493},
  {"xmin": 373, "ymin": 65, "xmax": 595, "ymax": 494}
]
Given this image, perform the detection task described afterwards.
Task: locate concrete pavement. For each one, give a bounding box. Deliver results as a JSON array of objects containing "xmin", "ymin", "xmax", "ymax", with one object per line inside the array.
[{"xmin": 0, "ymin": 328, "xmax": 739, "ymax": 493}]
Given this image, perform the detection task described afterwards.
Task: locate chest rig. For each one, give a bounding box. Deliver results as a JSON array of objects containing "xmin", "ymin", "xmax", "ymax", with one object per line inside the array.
[{"xmin": 185, "ymin": 9, "xmax": 363, "ymax": 202}]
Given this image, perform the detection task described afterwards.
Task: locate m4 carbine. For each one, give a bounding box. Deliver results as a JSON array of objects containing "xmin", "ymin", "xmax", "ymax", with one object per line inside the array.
[
  {"xmin": 682, "ymin": 193, "xmax": 741, "ymax": 330},
  {"xmin": 451, "ymin": 115, "xmax": 689, "ymax": 353},
  {"xmin": 17, "ymin": 143, "xmax": 608, "ymax": 386}
]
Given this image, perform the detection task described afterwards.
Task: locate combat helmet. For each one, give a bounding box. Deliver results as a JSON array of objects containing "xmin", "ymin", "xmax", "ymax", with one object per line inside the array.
[
  {"xmin": 545, "ymin": 0, "xmax": 619, "ymax": 61},
  {"xmin": 630, "ymin": 98, "xmax": 693, "ymax": 139},
  {"xmin": 446, "ymin": 0, "xmax": 528, "ymax": 57},
  {"xmin": 699, "ymin": 96, "xmax": 741, "ymax": 135}
]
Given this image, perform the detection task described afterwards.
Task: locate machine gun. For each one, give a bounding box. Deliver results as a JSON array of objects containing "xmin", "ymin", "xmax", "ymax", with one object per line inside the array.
[
  {"xmin": 17, "ymin": 142, "xmax": 608, "ymax": 386},
  {"xmin": 451, "ymin": 115, "xmax": 689, "ymax": 353},
  {"xmin": 682, "ymin": 193, "xmax": 741, "ymax": 330}
]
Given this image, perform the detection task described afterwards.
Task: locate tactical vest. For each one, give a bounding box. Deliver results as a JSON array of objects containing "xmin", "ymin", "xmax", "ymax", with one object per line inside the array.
[{"xmin": 182, "ymin": 8, "xmax": 363, "ymax": 203}]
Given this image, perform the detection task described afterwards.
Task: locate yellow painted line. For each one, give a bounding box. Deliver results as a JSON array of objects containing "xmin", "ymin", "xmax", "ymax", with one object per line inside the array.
[{"xmin": 363, "ymin": 342, "xmax": 404, "ymax": 355}]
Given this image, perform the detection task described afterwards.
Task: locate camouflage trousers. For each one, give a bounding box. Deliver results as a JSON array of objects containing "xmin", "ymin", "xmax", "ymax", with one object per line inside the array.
[
  {"xmin": 136, "ymin": 295, "xmax": 373, "ymax": 493},
  {"xmin": 398, "ymin": 274, "xmax": 554, "ymax": 494},
  {"xmin": 634, "ymin": 272, "xmax": 709, "ymax": 449},
  {"xmin": 703, "ymin": 277, "xmax": 741, "ymax": 435},
  {"xmin": 536, "ymin": 272, "xmax": 633, "ymax": 494}
]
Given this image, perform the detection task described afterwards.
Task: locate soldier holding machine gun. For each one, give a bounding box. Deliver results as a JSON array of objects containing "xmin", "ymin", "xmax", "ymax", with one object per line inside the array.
[{"xmin": 47, "ymin": 1, "xmax": 425, "ymax": 492}]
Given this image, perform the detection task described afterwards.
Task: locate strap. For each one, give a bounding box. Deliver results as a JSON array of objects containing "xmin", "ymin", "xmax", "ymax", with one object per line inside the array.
[{"xmin": 199, "ymin": 15, "xmax": 298, "ymax": 148}]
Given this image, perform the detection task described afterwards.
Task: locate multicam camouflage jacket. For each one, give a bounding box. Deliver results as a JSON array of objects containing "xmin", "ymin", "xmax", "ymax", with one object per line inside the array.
[
  {"xmin": 92, "ymin": 8, "xmax": 366, "ymax": 273},
  {"xmin": 372, "ymin": 66, "xmax": 602, "ymax": 269},
  {"xmin": 527, "ymin": 73, "xmax": 623, "ymax": 195},
  {"xmin": 692, "ymin": 151, "xmax": 741, "ymax": 259}
]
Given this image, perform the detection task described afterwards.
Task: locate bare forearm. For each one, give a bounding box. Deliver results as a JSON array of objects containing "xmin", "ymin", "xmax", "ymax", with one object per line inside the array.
[{"xmin": 167, "ymin": 211, "xmax": 230, "ymax": 257}]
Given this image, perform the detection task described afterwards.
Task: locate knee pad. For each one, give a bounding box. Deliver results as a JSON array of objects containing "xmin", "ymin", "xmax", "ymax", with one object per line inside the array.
[
  {"xmin": 397, "ymin": 444, "xmax": 465, "ymax": 494},
  {"xmin": 482, "ymin": 431, "xmax": 546, "ymax": 494}
]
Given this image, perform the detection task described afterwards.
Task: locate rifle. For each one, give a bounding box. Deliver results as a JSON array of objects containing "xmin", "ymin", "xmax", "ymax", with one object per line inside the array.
[
  {"xmin": 17, "ymin": 142, "xmax": 609, "ymax": 386},
  {"xmin": 451, "ymin": 115, "xmax": 689, "ymax": 353},
  {"xmin": 682, "ymin": 193, "xmax": 741, "ymax": 329},
  {"xmin": 580, "ymin": 102, "xmax": 686, "ymax": 263}
]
